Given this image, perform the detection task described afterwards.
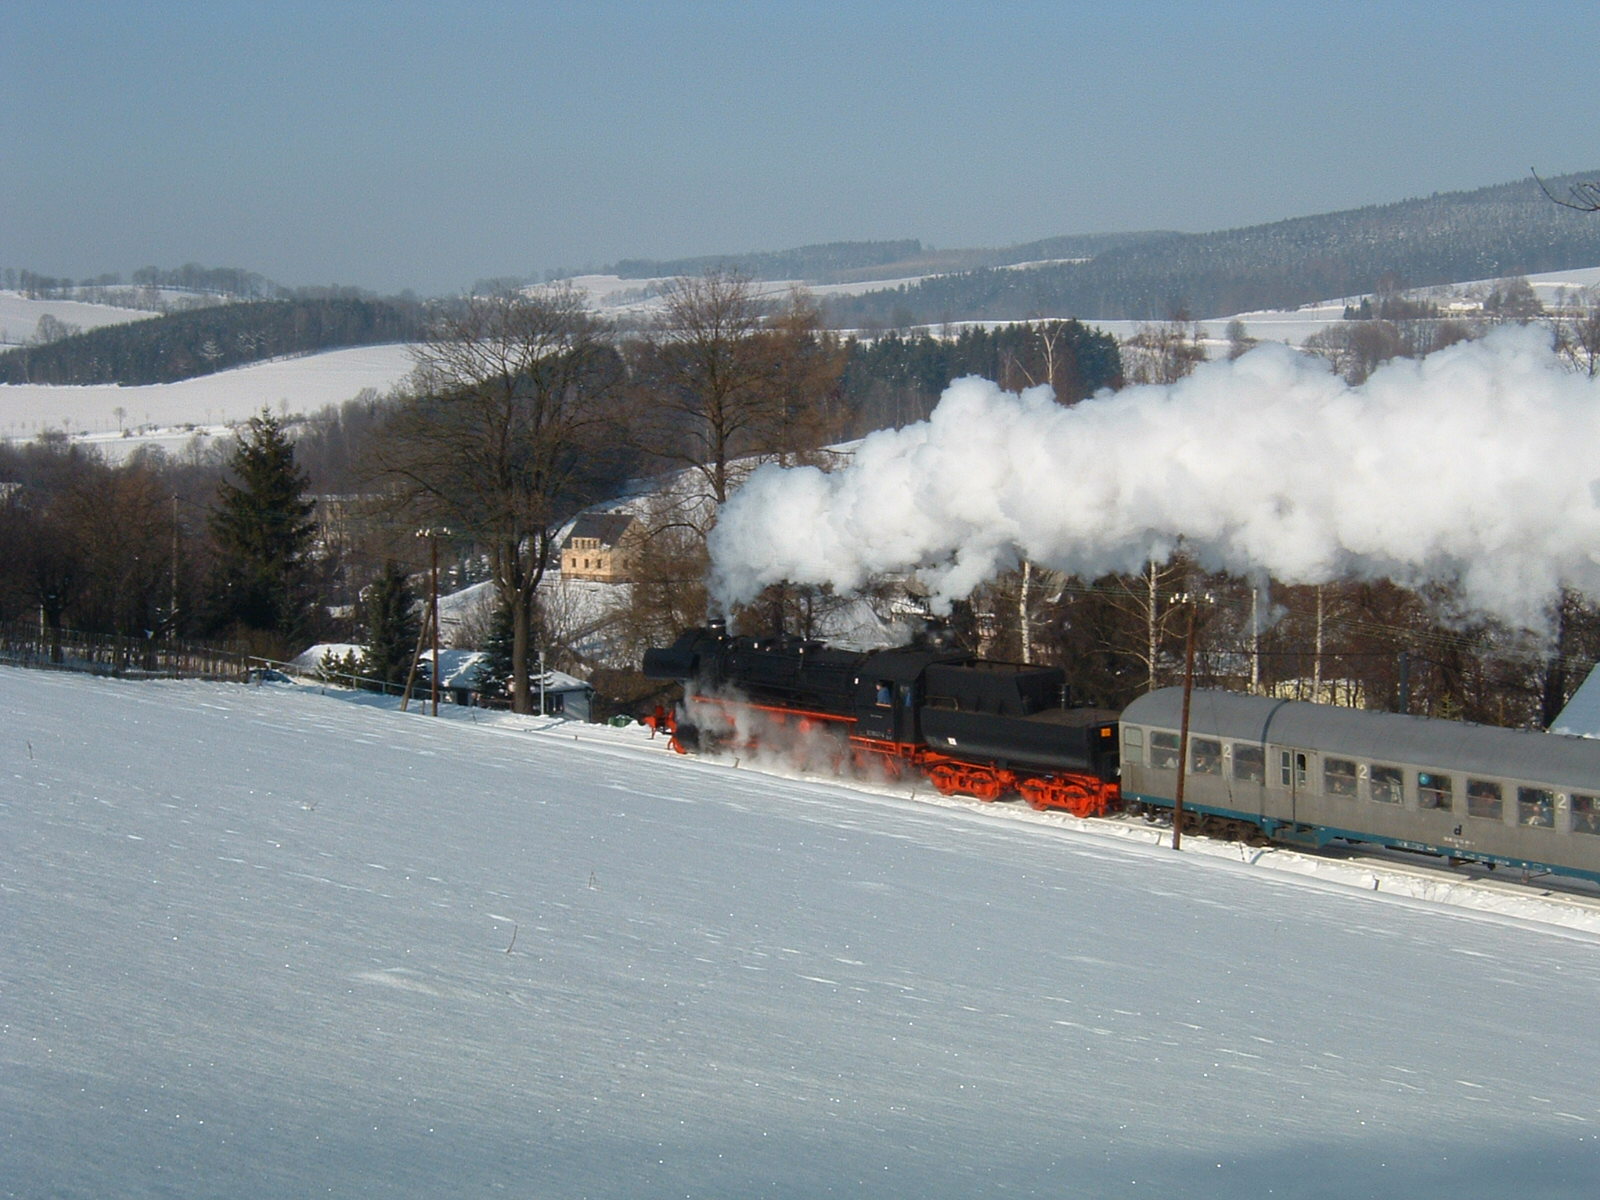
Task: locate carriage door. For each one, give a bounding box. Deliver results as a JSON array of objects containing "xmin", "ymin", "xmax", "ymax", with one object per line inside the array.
[{"xmin": 1278, "ymin": 748, "xmax": 1311, "ymax": 823}]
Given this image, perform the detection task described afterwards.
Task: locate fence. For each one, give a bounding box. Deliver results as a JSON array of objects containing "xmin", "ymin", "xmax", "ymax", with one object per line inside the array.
[{"xmin": 0, "ymin": 620, "xmax": 255, "ymax": 682}]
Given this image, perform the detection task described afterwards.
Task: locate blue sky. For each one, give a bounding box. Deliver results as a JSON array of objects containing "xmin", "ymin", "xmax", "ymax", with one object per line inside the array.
[{"xmin": 5, "ymin": 1, "xmax": 1597, "ymax": 296}]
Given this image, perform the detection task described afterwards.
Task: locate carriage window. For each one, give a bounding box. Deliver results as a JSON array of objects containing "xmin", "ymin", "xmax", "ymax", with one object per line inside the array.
[
  {"xmin": 1149, "ymin": 731, "xmax": 1180, "ymax": 770},
  {"xmin": 1573, "ymin": 794, "xmax": 1600, "ymax": 835},
  {"xmin": 1418, "ymin": 772, "xmax": 1452, "ymax": 811},
  {"xmin": 1323, "ymin": 757, "xmax": 1358, "ymax": 797},
  {"xmin": 1369, "ymin": 764, "xmax": 1403, "ymax": 805},
  {"xmin": 1123, "ymin": 727, "xmax": 1144, "ymax": 757},
  {"xmin": 1233, "ymin": 744, "xmax": 1265, "ymax": 783},
  {"xmin": 1190, "ymin": 738, "xmax": 1222, "ymax": 775},
  {"xmin": 1517, "ymin": 787, "xmax": 1555, "ymax": 829},
  {"xmin": 1466, "ymin": 779, "xmax": 1503, "ymax": 821}
]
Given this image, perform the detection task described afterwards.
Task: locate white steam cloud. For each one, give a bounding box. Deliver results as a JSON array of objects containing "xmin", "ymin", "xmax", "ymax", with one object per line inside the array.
[{"xmin": 709, "ymin": 326, "xmax": 1600, "ymax": 630}]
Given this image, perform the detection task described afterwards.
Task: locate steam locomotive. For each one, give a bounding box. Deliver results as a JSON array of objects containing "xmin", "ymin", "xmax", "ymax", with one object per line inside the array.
[
  {"xmin": 644, "ymin": 624, "xmax": 1600, "ymax": 887},
  {"xmin": 645, "ymin": 622, "xmax": 1120, "ymax": 818}
]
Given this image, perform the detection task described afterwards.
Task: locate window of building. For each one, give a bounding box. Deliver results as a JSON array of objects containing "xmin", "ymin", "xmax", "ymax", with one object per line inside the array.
[
  {"xmin": 1466, "ymin": 779, "xmax": 1503, "ymax": 821},
  {"xmin": 1323, "ymin": 757, "xmax": 1358, "ymax": 797},
  {"xmin": 1233, "ymin": 744, "xmax": 1265, "ymax": 783},
  {"xmin": 1369, "ymin": 764, "xmax": 1404, "ymax": 805},
  {"xmin": 1517, "ymin": 786, "xmax": 1555, "ymax": 829}
]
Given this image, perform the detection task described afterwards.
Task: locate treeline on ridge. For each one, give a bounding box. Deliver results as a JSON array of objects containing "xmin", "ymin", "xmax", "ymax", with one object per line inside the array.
[
  {"xmin": 0, "ymin": 297, "xmax": 427, "ymax": 386},
  {"xmin": 823, "ymin": 173, "xmax": 1600, "ymax": 325},
  {"xmin": 605, "ymin": 231, "xmax": 1168, "ymax": 287}
]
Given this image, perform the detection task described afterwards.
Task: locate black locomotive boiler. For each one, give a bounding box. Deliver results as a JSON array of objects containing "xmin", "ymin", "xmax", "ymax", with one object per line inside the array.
[{"xmin": 642, "ymin": 623, "xmax": 1121, "ymax": 816}]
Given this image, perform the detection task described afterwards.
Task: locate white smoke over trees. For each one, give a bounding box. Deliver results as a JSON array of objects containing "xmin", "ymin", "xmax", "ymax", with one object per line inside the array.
[{"xmin": 709, "ymin": 326, "xmax": 1600, "ymax": 635}]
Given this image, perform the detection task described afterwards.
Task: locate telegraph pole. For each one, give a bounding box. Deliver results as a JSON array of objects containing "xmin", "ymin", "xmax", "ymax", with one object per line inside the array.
[
  {"xmin": 429, "ymin": 533, "xmax": 440, "ymax": 717},
  {"xmin": 1173, "ymin": 602, "xmax": 1198, "ymax": 852}
]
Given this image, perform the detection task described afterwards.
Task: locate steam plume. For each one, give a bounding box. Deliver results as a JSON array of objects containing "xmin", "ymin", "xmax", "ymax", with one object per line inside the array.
[{"xmin": 709, "ymin": 327, "xmax": 1600, "ymax": 629}]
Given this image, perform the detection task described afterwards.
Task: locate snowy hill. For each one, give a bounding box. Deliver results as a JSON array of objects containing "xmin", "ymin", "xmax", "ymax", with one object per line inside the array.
[
  {"xmin": 7, "ymin": 258, "xmax": 1599, "ymax": 458},
  {"xmin": 0, "ymin": 342, "xmax": 415, "ymax": 454},
  {"xmin": 0, "ymin": 290, "xmax": 158, "ymax": 348},
  {"xmin": 6, "ymin": 666, "xmax": 1600, "ymax": 1198}
]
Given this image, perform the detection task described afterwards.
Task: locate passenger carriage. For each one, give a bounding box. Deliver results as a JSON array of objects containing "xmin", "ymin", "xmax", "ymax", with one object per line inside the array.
[{"xmin": 1120, "ymin": 688, "xmax": 1600, "ymax": 885}]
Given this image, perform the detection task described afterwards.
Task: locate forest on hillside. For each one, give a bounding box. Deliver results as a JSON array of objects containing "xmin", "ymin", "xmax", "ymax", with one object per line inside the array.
[
  {"xmin": 0, "ymin": 297, "xmax": 427, "ymax": 385},
  {"xmin": 822, "ymin": 173, "xmax": 1600, "ymax": 325}
]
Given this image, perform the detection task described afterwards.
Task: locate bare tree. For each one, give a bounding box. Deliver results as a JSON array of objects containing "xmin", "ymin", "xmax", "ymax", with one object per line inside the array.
[
  {"xmin": 372, "ymin": 287, "xmax": 622, "ymax": 713},
  {"xmin": 1122, "ymin": 312, "xmax": 1205, "ymax": 385},
  {"xmin": 1534, "ymin": 168, "xmax": 1600, "ymax": 212},
  {"xmin": 630, "ymin": 269, "xmax": 843, "ymax": 514},
  {"xmin": 1225, "ymin": 318, "xmax": 1257, "ymax": 360},
  {"xmin": 1303, "ymin": 319, "xmax": 1410, "ymax": 385},
  {"xmin": 1555, "ymin": 295, "xmax": 1600, "ymax": 377}
]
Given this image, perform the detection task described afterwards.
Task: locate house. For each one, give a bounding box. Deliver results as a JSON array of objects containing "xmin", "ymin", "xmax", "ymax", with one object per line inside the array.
[
  {"xmin": 425, "ymin": 648, "xmax": 596, "ymax": 720},
  {"xmin": 291, "ymin": 643, "xmax": 597, "ymax": 720},
  {"xmin": 560, "ymin": 512, "xmax": 641, "ymax": 583}
]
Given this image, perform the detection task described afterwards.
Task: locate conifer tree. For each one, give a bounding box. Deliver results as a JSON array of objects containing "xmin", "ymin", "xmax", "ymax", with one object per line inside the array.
[
  {"xmin": 207, "ymin": 409, "xmax": 317, "ymax": 643},
  {"xmin": 475, "ymin": 597, "xmax": 516, "ymax": 706},
  {"xmin": 360, "ymin": 561, "xmax": 419, "ymax": 694}
]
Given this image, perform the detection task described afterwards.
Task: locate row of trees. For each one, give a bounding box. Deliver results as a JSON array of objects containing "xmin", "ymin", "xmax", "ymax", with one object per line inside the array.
[
  {"xmin": 0, "ymin": 412, "xmax": 325, "ymax": 664},
  {"xmin": 0, "ymin": 297, "xmax": 426, "ymax": 386},
  {"xmin": 964, "ymin": 557, "xmax": 1600, "ymax": 731},
  {"xmin": 0, "ymin": 271, "xmax": 868, "ymax": 712}
]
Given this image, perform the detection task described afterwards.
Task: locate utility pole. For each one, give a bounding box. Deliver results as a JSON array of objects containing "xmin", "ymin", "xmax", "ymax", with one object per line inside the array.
[
  {"xmin": 430, "ymin": 533, "xmax": 440, "ymax": 717},
  {"xmin": 1173, "ymin": 602, "xmax": 1198, "ymax": 852},
  {"xmin": 170, "ymin": 493, "xmax": 180, "ymax": 636}
]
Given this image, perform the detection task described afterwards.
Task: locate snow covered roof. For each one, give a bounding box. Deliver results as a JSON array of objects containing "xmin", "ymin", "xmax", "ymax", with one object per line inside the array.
[
  {"xmin": 1552, "ymin": 664, "xmax": 1600, "ymax": 737},
  {"xmin": 421, "ymin": 647, "xmax": 590, "ymax": 694},
  {"xmin": 562, "ymin": 511, "xmax": 636, "ymax": 548}
]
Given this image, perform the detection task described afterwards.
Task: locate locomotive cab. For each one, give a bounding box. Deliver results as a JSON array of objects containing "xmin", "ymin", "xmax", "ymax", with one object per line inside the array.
[{"xmin": 851, "ymin": 648, "xmax": 967, "ymax": 745}]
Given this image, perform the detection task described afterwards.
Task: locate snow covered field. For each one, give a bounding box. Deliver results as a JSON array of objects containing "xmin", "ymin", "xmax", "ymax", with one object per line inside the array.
[
  {"xmin": 5, "ymin": 260, "xmax": 1599, "ymax": 460},
  {"xmin": 0, "ymin": 343, "xmax": 416, "ymax": 454},
  {"xmin": 5, "ymin": 666, "xmax": 1600, "ymax": 1198},
  {"xmin": 0, "ymin": 292, "xmax": 157, "ymax": 349}
]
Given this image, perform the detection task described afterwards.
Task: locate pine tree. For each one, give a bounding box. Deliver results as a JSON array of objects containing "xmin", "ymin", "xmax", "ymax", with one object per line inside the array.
[
  {"xmin": 475, "ymin": 597, "xmax": 516, "ymax": 706},
  {"xmin": 360, "ymin": 561, "xmax": 419, "ymax": 694},
  {"xmin": 207, "ymin": 409, "xmax": 317, "ymax": 643}
]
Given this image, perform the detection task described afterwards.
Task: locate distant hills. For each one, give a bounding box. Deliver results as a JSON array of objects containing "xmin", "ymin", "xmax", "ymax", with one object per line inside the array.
[
  {"xmin": 0, "ymin": 297, "xmax": 425, "ymax": 387},
  {"xmin": 813, "ymin": 171, "xmax": 1600, "ymax": 325},
  {"xmin": 606, "ymin": 232, "xmax": 1165, "ymax": 286},
  {"xmin": 602, "ymin": 170, "xmax": 1600, "ymax": 326},
  {"xmin": 8, "ymin": 169, "xmax": 1600, "ymax": 388}
]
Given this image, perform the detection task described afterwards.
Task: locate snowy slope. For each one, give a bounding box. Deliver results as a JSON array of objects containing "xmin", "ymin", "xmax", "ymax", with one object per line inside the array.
[
  {"xmin": 5, "ymin": 667, "xmax": 1600, "ymax": 1198},
  {"xmin": 0, "ymin": 343, "xmax": 415, "ymax": 451},
  {"xmin": 0, "ymin": 292, "xmax": 157, "ymax": 348}
]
